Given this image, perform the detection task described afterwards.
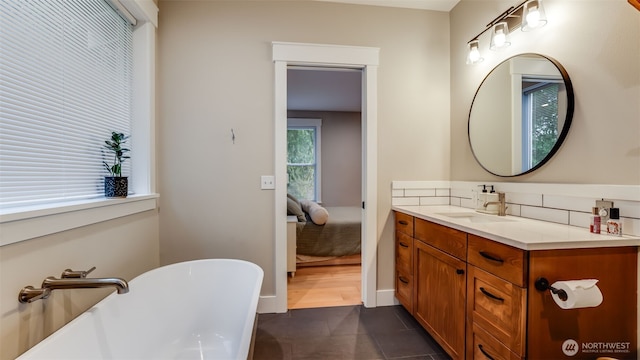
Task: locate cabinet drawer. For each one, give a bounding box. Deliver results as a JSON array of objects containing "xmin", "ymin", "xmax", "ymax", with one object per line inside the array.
[
  {"xmin": 396, "ymin": 231, "xmax": 413, "ymax": 274},
  {"xmin": 395, "ymin": 270, "xmax": 413, "ymax": 313},
  {"xmin": 468, "ymin": 322, "xmax": 523, "ymax": 360},
  {"xmin": 467, "ymin": 266, "xmax": 526, "ymax": 356},
  {"xmin": 468, "ymin": 235, "xmax": 526, "ymax": 286},
  {"xmin": 415, "ymin": 218, "xmax": 467, "ymax": 260},
  {"xmin": 395, "ymin": 212, "xmax": 414, "ymax": 236}
]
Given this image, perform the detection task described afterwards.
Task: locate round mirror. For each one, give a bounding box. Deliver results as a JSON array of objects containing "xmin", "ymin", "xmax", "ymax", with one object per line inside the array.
[{"xmin": 468, "ymin": 53, "xmax": 574, "ymax": 177}]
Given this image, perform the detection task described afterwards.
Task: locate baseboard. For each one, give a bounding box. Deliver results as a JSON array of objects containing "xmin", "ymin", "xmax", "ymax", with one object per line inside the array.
[
  {"xmin": 376, "ymin": 288, "xmax": 400, "ymax": 307},
  {"xmin": 257, "ymin": 295, "xmax": 280, "ymax": 314},
  {"xmin": 259, "ymin": 290, "xmax": 399, "ymax": 313}
]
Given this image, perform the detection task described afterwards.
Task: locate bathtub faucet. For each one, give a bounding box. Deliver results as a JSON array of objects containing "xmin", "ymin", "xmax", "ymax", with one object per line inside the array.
[{"xmin": 18, "ymin": 267, "xmax": 129, "ymax": 303}]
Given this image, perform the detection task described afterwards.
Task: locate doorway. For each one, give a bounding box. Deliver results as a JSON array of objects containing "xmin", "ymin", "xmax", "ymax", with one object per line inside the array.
[
  {"xmin": 272, "ymin": 41, "xmax": 380, "ymax": 313},
  {"xmin": 286, "ymin": 67, "xmax": 363, "ymax": 309}
]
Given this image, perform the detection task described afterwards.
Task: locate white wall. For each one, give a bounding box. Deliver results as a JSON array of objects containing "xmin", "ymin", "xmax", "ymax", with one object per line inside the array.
[
  {"xmin": 0, "ymin": 211, "xmax": 160, "ymax": 359},
  {"xmin": 157, "ymin": 1, "xmax": 451, "ymax": 298},
  {"xmin": 450, "ymin": 0, "xmax": 640, "ymax": 184}
]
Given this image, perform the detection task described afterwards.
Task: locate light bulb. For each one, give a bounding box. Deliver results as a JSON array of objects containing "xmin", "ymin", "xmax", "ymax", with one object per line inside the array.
[
  {"xmin": 469, "ymin": 47, "xmax": 480, "ymax": 62},
  {"xmin": 466, "ymin": 40, "xmax": 483, "ymax": 65},
  {"xmin": 489, "ymin": 22, "xmax": 510, "ymax": 50},
  {"xmin": 526, "ymin": 6, "xmax": 540, "ymax": 28},
  {"xmin": 494, "ymin": 29, "xmax": 506, "ymax": 47},
  {"xmin": 522, "ymin": 0, "xmax": 547, "ymax": 31}
]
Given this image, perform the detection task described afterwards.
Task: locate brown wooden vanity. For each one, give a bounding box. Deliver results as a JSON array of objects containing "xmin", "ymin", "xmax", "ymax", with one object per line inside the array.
[{"xmin": 394, "ymin": 210, "xmax": 638, "ymax": 360}]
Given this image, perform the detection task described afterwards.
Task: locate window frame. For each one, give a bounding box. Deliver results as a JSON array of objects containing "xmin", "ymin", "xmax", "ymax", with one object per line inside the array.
[
  {"xmin": 0, "ymin": 0, "xmax": 158, "ymax": 247},
  {"xmin": 521, "ymin": 79, "xmax": 561, "ymax": 171},
  {"xmin": 287, "ymin": 118, "xmax": 322, "ymax": 202}
]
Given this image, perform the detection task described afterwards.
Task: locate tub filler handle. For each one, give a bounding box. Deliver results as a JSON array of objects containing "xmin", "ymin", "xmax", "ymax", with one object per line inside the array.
[
  {"xmin": 61, "ymin": 266, "xmax": 96, "ymax": 278},
  {"xmin": 18, "ymin": 286, "xmax": 52, "ymax": 303}
]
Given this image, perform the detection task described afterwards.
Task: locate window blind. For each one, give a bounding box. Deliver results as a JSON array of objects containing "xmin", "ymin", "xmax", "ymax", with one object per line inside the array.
[{"xmin": 0, "ymin": 0, "xmax": 133, "ymax": 208}]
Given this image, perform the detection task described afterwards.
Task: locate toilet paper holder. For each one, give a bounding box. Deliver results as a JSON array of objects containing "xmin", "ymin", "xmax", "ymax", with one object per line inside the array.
[{"xmin": 534, "ymin": 277, "xmax": 568, "ymax": 301}]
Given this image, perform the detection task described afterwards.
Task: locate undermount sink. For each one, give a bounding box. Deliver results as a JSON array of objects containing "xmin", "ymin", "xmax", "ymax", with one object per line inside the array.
[{"xmin": 435, "ymin": 212, "xmax": 514, "ymax": 223}]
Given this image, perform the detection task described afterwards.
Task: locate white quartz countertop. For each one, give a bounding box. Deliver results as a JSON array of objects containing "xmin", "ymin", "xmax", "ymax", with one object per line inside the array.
[{"xmin": 392, "ymin": 205, "xmax": 640, "ymax": 251}]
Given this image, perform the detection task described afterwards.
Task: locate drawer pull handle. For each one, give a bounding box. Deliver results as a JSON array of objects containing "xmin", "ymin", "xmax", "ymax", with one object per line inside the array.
[
  {"xmin": 399, "ymin": 242, "xmax": 409, "ymax": 248},
  {"xmin": 479, "ymin": 287, "xmax": 504, "ymax": 302},
  {"xmin": 398, "ymin": 276, "xmax": 409, "ymax": 284},
  {"xmin": 456, "ymin": 269, "xmax": 464, "ymax": 275},
  {"xmin": 478, "ymin": 344, "xmax": 496, "ymax": 360},
  {"xmin": 398, "ymin": 220, "xmax": 409, "ymax": 225},
  {"xmin": 479, "ymin": 251, "xmax": 504, "ymax": 264}
]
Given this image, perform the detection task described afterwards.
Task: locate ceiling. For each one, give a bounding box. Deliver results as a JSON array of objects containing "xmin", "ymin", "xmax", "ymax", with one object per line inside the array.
[
  {"xmin": 315, "ymin": 0, "xmax": 461, "ymax": 12},
  {"xmin": 288, "ymin": 68, "xmax": 363, "ymax": 112},
  {"xmin": 288, "ymin": 1, "xmax": 460, "ymax": 112}
]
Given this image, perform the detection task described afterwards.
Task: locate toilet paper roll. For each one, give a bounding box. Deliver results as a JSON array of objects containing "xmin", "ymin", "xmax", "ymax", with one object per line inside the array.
[{"xmin": 551, "ymin": 279, "xmax": 603, "ymax": 309}]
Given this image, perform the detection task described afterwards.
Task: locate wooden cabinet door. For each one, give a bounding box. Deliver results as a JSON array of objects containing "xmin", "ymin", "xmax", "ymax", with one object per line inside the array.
[
  {"xmin": 414, "ymin": 239, "xmax": 466, "ymax": 360},
  {"xmin": 395, "ymin": 230, "xmax": 414, "ymax": 312},
  {"xmin": 527, "ymin": 247, "xmax": 638, "ymax": 360}
]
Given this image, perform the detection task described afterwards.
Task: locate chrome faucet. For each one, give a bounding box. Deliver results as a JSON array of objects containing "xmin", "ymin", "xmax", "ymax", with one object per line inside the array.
[
  {"xmin": 19, "ymin": 267, "xmax": 129, "ymax": 303},
  {"xmin": 483, "ymin": 192, "xmax": 507, "ymax": 216}
]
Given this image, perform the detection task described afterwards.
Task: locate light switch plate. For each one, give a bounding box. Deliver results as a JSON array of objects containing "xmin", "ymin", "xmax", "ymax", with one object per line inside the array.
[{"xmin": 261, "ymin": 175, "xmax": 275, "ymax": 190}]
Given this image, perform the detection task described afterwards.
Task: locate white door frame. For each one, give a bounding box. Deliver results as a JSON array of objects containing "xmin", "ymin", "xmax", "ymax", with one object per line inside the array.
[{"xmin": 272, "ymin": 42, "xmax": 379, "ymax": 312}]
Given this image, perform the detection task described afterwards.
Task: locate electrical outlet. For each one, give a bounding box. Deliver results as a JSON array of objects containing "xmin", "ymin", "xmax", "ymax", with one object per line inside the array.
[
  {"xmin": 261, "ymin": 175, "xmax": 275, "ymax": 190},
  {"xmin": 596, "ymin": 199, "xmax": 614, "ymax": 223}
]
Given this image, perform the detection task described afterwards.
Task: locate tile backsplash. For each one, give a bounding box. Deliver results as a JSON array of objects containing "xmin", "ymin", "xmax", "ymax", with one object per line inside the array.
[{"xmin": 392, "ymin": 181, "xmax": 640, "ymax": 236}]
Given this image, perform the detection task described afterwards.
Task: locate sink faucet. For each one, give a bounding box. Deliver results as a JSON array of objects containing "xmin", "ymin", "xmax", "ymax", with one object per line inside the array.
[
  {"xmin": 483, "ymin": 192, "xmax": 507, "ymax": 216},
  {"xmin": 18, "ymin": 267, "xmax": 129, "ymax": 303}
]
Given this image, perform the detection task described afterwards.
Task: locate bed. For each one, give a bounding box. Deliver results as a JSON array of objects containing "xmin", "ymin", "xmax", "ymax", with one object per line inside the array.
[
  {"xmin": 287, "ymin": 195, "xmax": 361, "ymax": 271},
  {"xmin": 295, "ymin": 206, "xmax": 361, "ymax": 266}
]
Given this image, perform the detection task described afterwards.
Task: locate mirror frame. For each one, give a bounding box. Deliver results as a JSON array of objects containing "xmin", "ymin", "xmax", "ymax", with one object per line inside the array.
[{"xmin": 468, "ymin": 53, "xmax": 575, "ymax": 177}]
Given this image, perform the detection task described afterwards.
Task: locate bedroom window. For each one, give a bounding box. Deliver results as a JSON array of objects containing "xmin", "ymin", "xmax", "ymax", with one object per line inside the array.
[
  {"xmin": 0, "ymin": 0, "xmax": 133, "ymax": 208},
  {"xmin": 287, "ymin": 118, "xmax": 321, "ymax": 202}
]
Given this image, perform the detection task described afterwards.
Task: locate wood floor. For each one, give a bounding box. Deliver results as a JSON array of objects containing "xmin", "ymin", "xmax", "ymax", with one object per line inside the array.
[{"xmin": 287, "ymin": 264, "xmax": 362, "ymax": 309}]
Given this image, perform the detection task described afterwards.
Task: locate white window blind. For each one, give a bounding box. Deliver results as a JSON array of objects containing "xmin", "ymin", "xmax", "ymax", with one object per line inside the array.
[{"xmin": 0, "ymin": 0, "xmax": 133, "ymax": 208}]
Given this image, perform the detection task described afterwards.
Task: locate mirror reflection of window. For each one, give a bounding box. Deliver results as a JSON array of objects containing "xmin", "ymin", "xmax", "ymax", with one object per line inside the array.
[{"xmin": 521, "ymin": 79, "xmax": 563, "ymax": 170}]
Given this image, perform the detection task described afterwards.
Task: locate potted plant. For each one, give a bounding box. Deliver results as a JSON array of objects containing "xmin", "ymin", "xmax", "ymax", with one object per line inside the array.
[{"xmin": 103, "ymin": 131, "xmax": 130, "ymax": 198}]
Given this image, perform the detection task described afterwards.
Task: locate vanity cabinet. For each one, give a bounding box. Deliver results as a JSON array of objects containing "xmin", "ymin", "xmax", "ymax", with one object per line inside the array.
[
  {"xmin": 394, "ymin": 210, "xmax": 638, "ymax": 360},
  {"xmin": 413, "ymin": 218, "xmax": 467, "ymax": 359}
]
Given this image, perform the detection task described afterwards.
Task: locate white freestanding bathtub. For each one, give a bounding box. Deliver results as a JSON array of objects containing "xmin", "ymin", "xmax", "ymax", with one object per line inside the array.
[{"xmin": 17, "ymin": 259, "xmax": 264, "ymax": 360}]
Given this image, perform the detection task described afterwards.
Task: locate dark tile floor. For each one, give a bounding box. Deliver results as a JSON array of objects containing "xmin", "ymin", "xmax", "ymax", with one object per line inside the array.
[{"xmin": 253, "ymin": 305, "xmax": 451, "ymax": 360}]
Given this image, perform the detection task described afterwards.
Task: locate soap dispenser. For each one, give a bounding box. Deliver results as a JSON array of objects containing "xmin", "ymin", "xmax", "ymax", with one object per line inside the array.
[
  {"xmin": 606, "ymin": 208, "xmax": 622, "ymax": 236},
  {"xmin": 476, "ymin": 185, "xmax": 488, "ymax": 211}
]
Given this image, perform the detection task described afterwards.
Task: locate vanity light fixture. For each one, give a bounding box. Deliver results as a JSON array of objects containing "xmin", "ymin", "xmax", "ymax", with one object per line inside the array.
[
  {"xmin": 466, "ymin": 0, "xmax": 548, "ymax": 64},
  {"xmin": 490, "ymin": 22, "xmax": 511, "ymax": 50},
  {"xmin": 521, "ymin": 0, "xmax": 547, "ymax": 31},
  {"xmin": 466, "ymin": 40, "xmax": 484, "ymax": 65}
]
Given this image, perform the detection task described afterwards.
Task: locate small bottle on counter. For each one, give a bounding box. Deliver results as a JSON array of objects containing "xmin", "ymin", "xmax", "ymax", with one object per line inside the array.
[
  {"xmin": 589, "ymin": 207, "xmax": 601, "ymax": 234},
  {"xmin": 606, "ymin": 208, "xmax": 623, "ymax": 236}
]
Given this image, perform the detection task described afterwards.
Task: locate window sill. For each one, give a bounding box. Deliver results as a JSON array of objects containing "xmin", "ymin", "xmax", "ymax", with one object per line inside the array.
[{"xmin": 0, "ymin": 194, "xmax": 159, "ymax": 247}]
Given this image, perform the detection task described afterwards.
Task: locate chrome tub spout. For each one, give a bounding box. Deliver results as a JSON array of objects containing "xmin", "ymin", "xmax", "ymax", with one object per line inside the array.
[
  {"xmin": 42, "ymin": 276, "xmax": 129, "ymax": 294},
  {"xmin": 19, "ymin": 275, "xmax": 129, "ymax": 303}
]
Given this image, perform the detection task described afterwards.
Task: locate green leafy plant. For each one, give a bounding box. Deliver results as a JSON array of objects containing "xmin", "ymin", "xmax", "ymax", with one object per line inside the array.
[{"xmin": 103, "ymin": 131, "xmax": 130, "ymax": 177}]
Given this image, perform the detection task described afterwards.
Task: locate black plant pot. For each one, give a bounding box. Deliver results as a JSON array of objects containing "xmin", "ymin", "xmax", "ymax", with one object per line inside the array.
[{"xmin": 104, "ymin": 177, "xmax": 128, "ymax": 198}]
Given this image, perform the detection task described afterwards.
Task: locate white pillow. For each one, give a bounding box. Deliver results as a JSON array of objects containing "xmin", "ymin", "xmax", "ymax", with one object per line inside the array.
[{"xmin": 300, "ymin": 199, "xmax": 329, "ymax": 225}]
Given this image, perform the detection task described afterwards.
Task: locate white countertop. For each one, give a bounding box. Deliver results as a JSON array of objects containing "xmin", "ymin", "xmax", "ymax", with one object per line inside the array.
[{"xmin": 392, "ymin": 205, "xmax": 640, "ymax": 251}]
